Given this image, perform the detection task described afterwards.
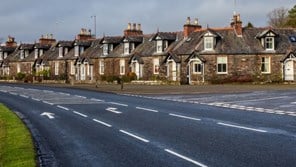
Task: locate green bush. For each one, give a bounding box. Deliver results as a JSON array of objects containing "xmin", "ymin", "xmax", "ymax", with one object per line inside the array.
[{"xmin": 16, "ymin": 72, "xmax": 26, "ymax": 81}]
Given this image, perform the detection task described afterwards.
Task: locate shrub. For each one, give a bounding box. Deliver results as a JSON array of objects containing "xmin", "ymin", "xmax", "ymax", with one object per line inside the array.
[{"xmin": 16, "ymin": 72, "xmax": 26, "ymax": 81}]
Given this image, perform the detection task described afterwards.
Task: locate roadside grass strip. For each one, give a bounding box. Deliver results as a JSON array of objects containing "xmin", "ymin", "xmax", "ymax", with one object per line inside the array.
[{"xmin": 0, "ymin": 104, "xmax": 36, "ymax": 167}]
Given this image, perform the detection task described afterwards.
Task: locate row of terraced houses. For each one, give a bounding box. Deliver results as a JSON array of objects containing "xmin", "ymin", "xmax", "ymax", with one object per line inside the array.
[{"xmin": 1, "ymin": 13, "xmax": 296, "ymax": 85}]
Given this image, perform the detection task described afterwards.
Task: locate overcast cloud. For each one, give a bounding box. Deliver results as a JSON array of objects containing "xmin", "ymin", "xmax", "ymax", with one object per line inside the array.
[{"xmin": 0, "ymin": 0, "xmax": 295, "ymax": 43}]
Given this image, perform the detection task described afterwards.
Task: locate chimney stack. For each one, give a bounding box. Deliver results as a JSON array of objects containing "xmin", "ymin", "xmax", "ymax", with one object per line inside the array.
[
  {"xmin": 183, "ymin": 17, "xmax": 202, "ymax": 38},
  {"xmin": 124, "ymin": 23, "xmax": 143, "ymax": 37},
  {"xmin": 231, "ymin": 13, "xmax": 243, "ymax": 37},
  {"xmin": 39, "ymin": 34, "xmax": 56, "ymax": 45},
  {"xmin": 76, "ymin": 28, "xmax": 94, "ymax": 40},
  {"xmin": 5, "ymin": 36, "xmax": 17, "ymax": 47}
]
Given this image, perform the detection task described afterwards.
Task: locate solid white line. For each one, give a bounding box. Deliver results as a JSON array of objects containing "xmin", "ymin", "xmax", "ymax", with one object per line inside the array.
[
  {"xmin": 169, "ymin": 113, "xmax": 201, "ymax": 121},
  {"xmin": 42, "ymin": 101, "xmax": 54, "ymax": 105},
  {"xmin": 57, "ymin": 105, "xmax": 69, "ymax": 111},
  {"xmin": 90, "ymin": 98, "xmax": 103, "ymax": 102},
  {"xmin": 109, "ymin": 102, "xmax": 128, "ymax": 107},
  {"xmin": 32, "ymin": 98, "xmax": 41, "ymax": 101},
  {"xmin": 164, "ymin": 149, "xmax": 207, "ymax": 167},
  {"xmin": 75, "ymin": 95, "xmax": 87, "ymax": 99},
  {"xmin": 9, "ymin": 92, "xmax": 17, "ymax": 95},
  {"xmin": 119, "ymin": 130, "xmax": 149, "ymax": 143},
  {"xmin": 20, "ymin": 95, "xmax": 29, "ymax": 98},
  {"xmin": 59, "ymin": 92, "xmax": 70, "ymax": 96},
  {"xmin": 136, "ymin": 107, "xmax": 158, "ymax": 113},
  {"xmin": 73, "ymin": 111, "xmax": 88, "ymax": 118},
  {"xmin": 217, "ymin": 122, "xmax": 267, "ymax": 133},
  {"xmin": 93, "ymin": 119, "xmax": 112, "ymax": 127}
]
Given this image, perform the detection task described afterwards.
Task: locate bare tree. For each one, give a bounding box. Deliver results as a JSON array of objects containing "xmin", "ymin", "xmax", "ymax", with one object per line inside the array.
[{"xmin": 267, "ymin": 7, "xmax": 288, "ymax": 28}]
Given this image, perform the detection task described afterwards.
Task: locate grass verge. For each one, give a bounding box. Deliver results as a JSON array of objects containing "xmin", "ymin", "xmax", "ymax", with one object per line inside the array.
[{"xmin": 0, "ymin": 104, "xmax": 36, "ymax": 167}]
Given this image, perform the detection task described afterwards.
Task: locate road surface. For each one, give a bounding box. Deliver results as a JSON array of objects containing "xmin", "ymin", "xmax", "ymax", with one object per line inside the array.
[{"xmin": 0, "ymin": 83, "xmax": 295, "ymax": 167}]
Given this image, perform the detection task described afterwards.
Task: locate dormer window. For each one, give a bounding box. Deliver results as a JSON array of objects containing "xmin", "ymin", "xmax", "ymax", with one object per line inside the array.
[
  {"xmin": 75, "ymin": 45, "xmax": 79, "ymax": 57},
  {"xmin": 257, "ymin": 30, "xmax": 277, "ymax": 51},
  {"xmin": 124, "ymin": 42, "xmax": 135, "ymax": 55},
  {"xmin": 39, "ymin": 49, "xmax": 44, "ymax": 56},
  {"xmin": 80, "ymin": 46, "xmax": 84, "ymax": 55},
  {"xmin": 0, "ymin": 52, "xmax": 3, "ymax": 60},
  {"xmin": 64, "ymin": 47, "xmax": 68, "ymax": 55},
  {"xmin": 265, "ymin": 37, "xmax": 274, "ymax": 50},
  {"xmin": 156, "ymin": 40, "xmax": 163, "ymax": 53},
  {"xmin": 25, "ymin": 50, "xmax": 29, "ymax": 58},
  {"xmin": 4, "ymin": 52, "xmax": 7, "ymax": 59},
  {"xmin": 35, "ymin": 48, "xmax": 39, "ymax": 59},
  {"xmin": 59, "ymin": 47, "xmax": 63, "ymax": 57},
  {"xmin": 124, "ymin": 43, "xmax": 129, "ymax": 55},
  {"xmin": 103, "ymin": 44, "xmax": 108, "ymax": 56},
  {"xmin": 103, "ymin": 44, "xmax": 113, "ymax": 56},
  {"xmin": 20, "ymin": 50, "xmax": 25, "ymax": 59},
  {"xmin": 204, "ymin": 37, "xmax": 214, "ymax": 51}
]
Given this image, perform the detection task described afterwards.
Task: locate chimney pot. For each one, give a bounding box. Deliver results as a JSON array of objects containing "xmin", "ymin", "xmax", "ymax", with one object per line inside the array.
[
  {"xmin": 128, "ymin": 23, "xmax": 131, "ymax": 30},
  {"xmin": 194, "ymin": 18, "xmax": 199, "ymax": 25},
  {"xmin": 137, "ymin": 23, "xmax": 141, "ymax": 31},
  {"xmin": 133, "ymin": 23, "xmax": 136, "ymax": 30},
  {"xmin": 186, "ymin": 17, "xmax": 191, "ymax": 24}
]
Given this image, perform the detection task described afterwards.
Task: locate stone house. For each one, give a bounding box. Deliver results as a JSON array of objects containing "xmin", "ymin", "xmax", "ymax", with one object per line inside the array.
[{"xmin": 170, "ymin": 14, "xmax": 296, "ymax": 84}]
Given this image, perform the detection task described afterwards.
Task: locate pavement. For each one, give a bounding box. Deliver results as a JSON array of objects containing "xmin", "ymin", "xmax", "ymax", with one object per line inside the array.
[{"xmin": 32, "ymin": 82, "xmax": 296, "ymax": 95}]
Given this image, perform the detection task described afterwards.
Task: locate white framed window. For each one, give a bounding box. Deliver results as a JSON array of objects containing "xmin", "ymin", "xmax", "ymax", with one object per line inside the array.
[
  {"xmin": 124, "ymin": 42, "xmax": 130, "ymax": 55},
  {"xmin": 17, "ymin": 63, "xmax": 21, "ymax": 73},
  {"xmin": 153, "ymin": 58, "xmax": 160, "ymax": 74},
  {"xmin": 193, "ymin": 60, "xmax": 202, "ymax": 74},
  {"xmin": 156, "ymin": 40, "xmax": 163, "ymax": 53},
  {"xmin": 20, "ymin": 50, "xmax": 24, "ymax": 59},
  {"xmin": 34, "ymin": 48, "xmax": 39, "ymax": 59},
  {"xmin": 99, "ymin": 60, "xmax": 104, "ymax": 75},
  {"xmin": 70, "ymin": 61, "xmax": 75, "ymax": 75},
  {"xmin": 39, "ymin": 49, "xmax": 44, "ymax": 56},
  {"xmin": 0, "ymin": 52, "xmax": 3, "ymax": 61},
  {"xmin": 265, "ymin": 37, "xmax": 274, "ymax": 50},
  {"xmin": 59, "ymin": 47, "xmax": 63, "ymax": 57},
  {"xmin": 64, "ymin": 47, "xmax": 69, "ymax": 55},
  {"xmin": 74, "ymin": 46, "xmax": 79, "ymax": 57},
  {"xmin": 81, "ymin": 65, "xmax": 85, "ymax": 80},
  {"xmin": 55, "ymin": 62, "xmax": 59, "ymax": 75},
  {"xmin": 103, "ymin": 44, "xmax": 108, "ymax": 56},
  {"xmin": 80, "ymin": 46, "xmax": 84, "ymax": 55},
  {"xmin": 217, "ymin": 57, "xmax": 227, "ymax": 74},
  {"xmin": 261, "ymin": 57, "xmax": 270, "ymax": 73},
  {"xmin": 204, "ymin": 37, "xmax": 214, "ymax": 50},
  {"xmin": 4, "ymin": 52, "xmax": 7, "ymax": 59},
  {"xmin": 25, "ymin": 50, "xmax": 29, "ymax": 58},
  {"xmin": 120, "ymin": 59, "xmax": 125, "ymax": 75}
]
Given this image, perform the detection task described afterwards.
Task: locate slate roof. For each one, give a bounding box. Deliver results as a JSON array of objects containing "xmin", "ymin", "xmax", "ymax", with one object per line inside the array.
[
  {"xmin": 174, "ymin": 27, "xmax": 296, "ymax": 55},
  {"xmin": 101, "ymin": 36, "xmax": 123, "ymax": 44}
]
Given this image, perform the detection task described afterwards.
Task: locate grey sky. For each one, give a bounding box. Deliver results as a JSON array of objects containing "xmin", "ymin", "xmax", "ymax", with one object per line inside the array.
[{"xmin": 0, "ymin": 0, "xmax": 295, "ymax": 43}]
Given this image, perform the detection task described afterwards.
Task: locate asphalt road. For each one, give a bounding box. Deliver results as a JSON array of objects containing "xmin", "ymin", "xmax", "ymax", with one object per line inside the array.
[{"xmin": 0, "ymin": 83, "xmax": 295, "ymax": 167}]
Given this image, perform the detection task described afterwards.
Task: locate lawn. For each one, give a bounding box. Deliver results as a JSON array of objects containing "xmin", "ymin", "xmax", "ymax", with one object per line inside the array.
[{"xmin": 0, "ymin": 104, "xmax": 36, "ymax": 167}]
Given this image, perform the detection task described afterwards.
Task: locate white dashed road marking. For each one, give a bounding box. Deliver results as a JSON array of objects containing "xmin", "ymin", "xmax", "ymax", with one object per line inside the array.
[
  {"xmin": 136, "ymin": 107, "xmax": 159, "ymax": 113},
  {"xmin": 169, "ymin": 113, "xmax": 201, "ymax": 121},
  {"xmin": 57, "ymin": 105, "xmax": 70, "ymax": 111},
  {"xmin": 217, "ymin": 122, "xmax": 267, "ymax": 133},
  {"xmin": 109, "ymin": 102, "xmax": 128, "ymax": 107},
  {"xmin": 42, "ymin": 101, "xmax": 54, "ymax": 105},
  {"xmin": 93, "ymin": 119, "xmax": 112, "ymax": 127},
  {"xmin": 73, "ymin": 111, "xmax": 88, "ymax": 118},
  {"xmin": 119, "ymin": 130, "xmax": 150, "ymax": 143}
]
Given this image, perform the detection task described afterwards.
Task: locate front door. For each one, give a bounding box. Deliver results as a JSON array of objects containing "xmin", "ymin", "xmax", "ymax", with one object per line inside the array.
[{"xmin": 285, "ymin": 60, "xmax": 294, "ymax": 81}]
